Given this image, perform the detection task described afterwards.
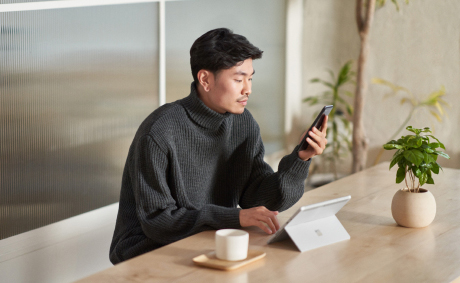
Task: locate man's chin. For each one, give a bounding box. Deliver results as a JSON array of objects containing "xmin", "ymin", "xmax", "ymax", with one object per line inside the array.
[{"xmin": 228, "ymin": 108, "xmax": 245, "ymax": 115}]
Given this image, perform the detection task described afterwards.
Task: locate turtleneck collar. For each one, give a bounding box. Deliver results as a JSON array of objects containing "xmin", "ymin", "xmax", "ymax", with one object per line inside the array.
[{"xmin": 179, "ymin": 82, "xmax": 232, "ymax": 130}]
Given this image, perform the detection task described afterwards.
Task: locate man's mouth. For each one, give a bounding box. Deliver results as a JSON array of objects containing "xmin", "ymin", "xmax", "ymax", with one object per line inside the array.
[
  {"xmin": 237, "ymin": 96, "xmax": 249, "ymax": 106},
  {"xmin": 238, "ymin": 100, "xmax": 248, "ymax": 106}
]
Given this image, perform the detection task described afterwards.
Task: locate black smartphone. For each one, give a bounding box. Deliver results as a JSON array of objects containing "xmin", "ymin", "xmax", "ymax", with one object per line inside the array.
[{"xmin": 298, "ymin": 105, "xmax": 333, "ymax": 152}]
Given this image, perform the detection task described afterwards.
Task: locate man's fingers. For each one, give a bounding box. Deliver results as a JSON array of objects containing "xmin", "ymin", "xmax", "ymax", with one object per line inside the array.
[
  {"xmin": 307, "ymin": 137, "xmax": 323, "ymax": 154},
  {"xmin": 312, "ymin": 127, "xmax": 326, "ymax": 138},
  {"xmin": 239, "ymin": 206, "xmax": 280, "ymax": 234},
  {"xmin": 256, "ymin": 210, "xmax": 277, "ymax": 233},
  {"xmin": 321, "ymin": 115, "xmax": 329, "ymax": 133},
  {"xmin": 263, "ymin": 216, "xmax": 276, "ymax": 233},
  {"xmin": 255, "ymin": 221, "xmax": 272, "ymax": 234},
  {"xmin": 308, "ymin": 131, "xmax": 325, "ymax": 149},
  {"xmin": 272, "ymin": 213, "xmax": 280, "ymax": 230}
]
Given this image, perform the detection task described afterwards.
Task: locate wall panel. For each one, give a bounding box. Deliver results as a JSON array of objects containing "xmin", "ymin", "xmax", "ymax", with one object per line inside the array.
[{"xmin": 0, "ymin": 3, "xmax": 158, "ymax": 239}]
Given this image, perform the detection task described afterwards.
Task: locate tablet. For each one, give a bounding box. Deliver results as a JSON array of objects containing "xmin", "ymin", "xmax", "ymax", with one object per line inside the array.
[
  {"xmin": 267, "ymin": 195, "xmax": 351, "ymax": 252},
  {"xmin": 298, "ymin": 105, "xmax": 333, "ymax": 152}
]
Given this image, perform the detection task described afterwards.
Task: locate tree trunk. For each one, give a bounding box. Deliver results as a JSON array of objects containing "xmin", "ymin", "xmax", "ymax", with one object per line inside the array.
[{"xmin": 352, "ymin": 0, "xmax": 375, "ymax": 173}]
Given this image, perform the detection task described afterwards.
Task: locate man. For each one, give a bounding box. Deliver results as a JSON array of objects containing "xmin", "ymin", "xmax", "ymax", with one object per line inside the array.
[{"xmin": 109, "ymin": 28, "xmax": 328, "ymax": 264}]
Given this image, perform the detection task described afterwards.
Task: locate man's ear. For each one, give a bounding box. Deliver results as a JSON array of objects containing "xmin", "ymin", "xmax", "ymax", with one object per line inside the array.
[{"xmin": 197, "ymin": 70, "xmax": 213, "ymax": 92}]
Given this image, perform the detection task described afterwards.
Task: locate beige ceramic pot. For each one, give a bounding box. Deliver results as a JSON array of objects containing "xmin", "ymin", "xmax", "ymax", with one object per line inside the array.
[{"xmin": 391, "ymin": 188, "xmax": 436, "ymax": 228}]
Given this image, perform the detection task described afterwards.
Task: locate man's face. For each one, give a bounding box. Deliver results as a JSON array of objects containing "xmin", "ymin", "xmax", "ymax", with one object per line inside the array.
[{"xmin": 205, "ymin": 59, "xmax": 254, "ymax": 114}]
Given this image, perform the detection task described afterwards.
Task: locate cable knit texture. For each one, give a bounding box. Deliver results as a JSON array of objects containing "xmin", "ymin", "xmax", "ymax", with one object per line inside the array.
[{"xmin": 109, "ymin": 83, "xmax": 311, "ymax": 264}]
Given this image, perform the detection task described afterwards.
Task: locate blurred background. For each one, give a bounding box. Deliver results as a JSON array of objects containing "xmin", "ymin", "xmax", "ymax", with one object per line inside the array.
[{"xmin": 0, "ymin": 0, "xmax": 459, "ymax": 262}]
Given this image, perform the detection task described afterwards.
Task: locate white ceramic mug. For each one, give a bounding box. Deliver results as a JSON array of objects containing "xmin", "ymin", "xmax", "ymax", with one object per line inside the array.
[{"xmin": 215, "ymin": 229, "xmax": 249, "ymax": 261}]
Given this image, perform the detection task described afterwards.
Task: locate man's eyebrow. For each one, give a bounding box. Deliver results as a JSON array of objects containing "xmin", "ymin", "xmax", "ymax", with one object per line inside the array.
[{"xmin": 234, "ymin": 70, "xmax": 256, "ymax": 76}]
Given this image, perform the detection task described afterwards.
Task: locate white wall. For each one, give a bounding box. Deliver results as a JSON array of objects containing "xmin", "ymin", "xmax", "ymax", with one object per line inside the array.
[
  {"xmin": 165, "ymin": 0, "xmax": 287, "ymax": 154},
  {"xmin": 301, "ymin": 0, "xmax": 460, "ymax": 172}
]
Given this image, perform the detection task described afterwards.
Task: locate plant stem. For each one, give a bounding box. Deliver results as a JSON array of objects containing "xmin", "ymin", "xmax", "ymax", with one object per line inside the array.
[
  {"xmin": 404, "ymin": 165, "xmax": 409, "ymax": 191},
  {"xmin": 408, "ymin": 168, "xmax": 415, "ymax": 193}
]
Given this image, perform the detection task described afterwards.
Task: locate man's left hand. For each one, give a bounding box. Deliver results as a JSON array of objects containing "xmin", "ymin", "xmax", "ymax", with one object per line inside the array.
[{"xmin": 298, "ymin": 115, "xmax": 328, "ymax": 161}]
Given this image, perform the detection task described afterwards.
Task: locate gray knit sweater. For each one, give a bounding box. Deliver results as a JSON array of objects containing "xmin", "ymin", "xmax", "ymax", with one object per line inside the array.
[{"xmin": 109, "ymin": 83, "xmax": 311, "ymax": 264}]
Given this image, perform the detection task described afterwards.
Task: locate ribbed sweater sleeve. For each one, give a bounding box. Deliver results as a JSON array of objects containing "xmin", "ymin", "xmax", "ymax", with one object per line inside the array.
[
  {"xmin": 239, "ymin": 133, "xmax": 311, "ymax": 212},
  {"xmin": 131, "ymin": 134, "xmax": 241, "ymax": 245}
]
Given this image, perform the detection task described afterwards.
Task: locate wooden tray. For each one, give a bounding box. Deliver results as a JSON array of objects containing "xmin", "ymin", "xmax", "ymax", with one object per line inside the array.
[{"xmin": 193, "ymin": 250, "xmax": 266, "ymax": 271}]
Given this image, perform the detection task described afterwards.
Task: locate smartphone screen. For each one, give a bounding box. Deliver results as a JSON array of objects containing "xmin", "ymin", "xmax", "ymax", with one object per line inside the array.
[{"xmin": 298, "ymin": 105, "xmax": 333, "ymax": 152}]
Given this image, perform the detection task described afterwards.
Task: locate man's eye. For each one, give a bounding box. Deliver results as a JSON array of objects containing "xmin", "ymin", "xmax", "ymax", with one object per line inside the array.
[
  {"xmin": 249, "ymin": 78, "xmax": 253, "ymax": 81},
  {"xmin": 235, "ymin": 79, "xmax": 242, "ymax": 82}
]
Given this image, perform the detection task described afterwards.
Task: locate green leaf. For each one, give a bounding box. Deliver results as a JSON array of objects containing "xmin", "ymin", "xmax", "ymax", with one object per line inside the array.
[
  {"xmin": 322, "ymin": 81, "xmax": 335, "ymax": 89},
  {"xmin": 423, "ymin": 152, "xmax": 436, "ymax": 164},
  {"xmin": 327, "ymin": 69, "xmax": 335, "ymax": 81},
  {"xmin": 407, "ymin": 137, "xmax": 423, "ymax": 148},
  {"xmin": 389, "ymin": 153, "xmax": 403, "ymax": 169},
  {"xmin": 405, "ymin": 136, "xmax": 416, "ymax": 145},
  {"xmin": 310, "ymin": 78, "xmax": 321, "ymax": 83},
  {"xmin": 337, "ymin": 61, "xmax": 353, "ymax": 87},
  {"xmin": 429, "ymin": 142, "xmax": 440, "ymax": 149},
  {"xmin": 412, "ymin": 167, "xmax": 421, "ymax": 177},
  {"xmin": 391, "ymin": 0, "xmax": 401, "ymax": 11},
  {"xmin": 403, "ymin": 149, "xmax": 424, "ymax": 166},
  {"xmin": 420, "ymin": 143, "xmax": 435, "ymax": 154},
  {"xmin": 336, "ymin": 96, "xmax": 348, "ymax": 106},
  {"xmin": 346, "ymin": 104, "xmax": 353, "ymax": 115},
  {"xmin": 434, "ymin": 151, "xmax": 450, "ymax": 159},
  {"xmin": 303, "ymin": 96, "xmax": 319, "ymax": 105},
  {"xmin": 426, "ymin": 171, "xmax": 435, "ymax": 184},
  {"xmin": 427, "ymin": 175, "xmax": 434, "ymax": 184},
  {"xmin": 396, "ymin": 166, "xmax": 406, "ymax": 183},
  {"xmin": 383, "ymin": 144, "xmax": 403, "ymax": 150},
  {"xmin": 394, "ymin": 148, "xmax": 403, "ymax": 156},
  {"xmin": 406, "ymin": 126, "xmax": 421, "ymax": 135},
  {"xmin": 419, "ymin": 172, "xmax": 428, "ymax": 186},
  {"xmin": 422, "ymin": 127, "xmax": 432, "ymax": 133},
  {"xmin": 421, "ymin": 165, "xmax": 428, "ymax": 172},
  {"xmin": 432, "ymin": 163, "xmax": 440, "ymax": 174},
  {"xmin": 340, "ymin": 117, "xmax": 351, "ymax": 127},
  {"xmin": 420, "ymin": 162, "xmax": 433, "ymax": 170},
  {"xmin": 437, "ymin": 162, "xmax": 444, "ymax": 172},
  {"xmin": 428, "ymin": 135, "xmax": 445, "ymax": 149},
  {"xmin": 429, "ymin": 110, "xmax": 442, "ymax": 122}
]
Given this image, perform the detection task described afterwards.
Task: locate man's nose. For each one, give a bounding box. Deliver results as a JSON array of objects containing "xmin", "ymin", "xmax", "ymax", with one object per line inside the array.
[{"xmin": 243, "ymin": 81, "xmax": 252, "ymax": 96}]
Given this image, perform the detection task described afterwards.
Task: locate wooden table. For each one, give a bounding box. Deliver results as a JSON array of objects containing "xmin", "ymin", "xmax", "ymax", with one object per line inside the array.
[{"xmin": 76, "ymin": 162, "xmax": 460, "ymax": 283}]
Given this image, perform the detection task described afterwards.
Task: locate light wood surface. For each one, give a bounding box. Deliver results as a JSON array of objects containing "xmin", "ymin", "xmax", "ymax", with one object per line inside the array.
[
  {"xmin": 193, "ymin": 250, "xmax": 266, "ymax": 271},
  {"xmin": 75, "ymin": 163, "xmax": 460, "ymax": 283}
]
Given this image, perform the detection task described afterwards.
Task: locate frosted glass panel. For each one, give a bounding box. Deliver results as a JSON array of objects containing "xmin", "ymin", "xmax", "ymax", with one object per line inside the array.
[
  {"xmin": 165, "ymin": 0, "xmax": 286, "ymax": 154},
  {"xmin": 0, "ymin": 3, "xmax": 158, "ymax": 239},
  {"xmin": 0, "ymin": 0, "xmax": 52, "ymax": 3}
]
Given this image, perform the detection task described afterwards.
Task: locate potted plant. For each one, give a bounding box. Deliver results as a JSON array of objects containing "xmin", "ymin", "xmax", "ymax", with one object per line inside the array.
[
  {"xmin": 372, "ymin": 79, "xmax": 449, "ymax": 165},
  {"xmin": 383, "ymin": 126, "xmax": 450, "ymax": 228},
  {"xmin": 303, "ymin": 61, "xmax": 354, "ymax": 180}
]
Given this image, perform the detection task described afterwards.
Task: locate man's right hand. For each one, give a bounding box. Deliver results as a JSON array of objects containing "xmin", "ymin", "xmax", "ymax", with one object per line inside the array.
[{"xmin": 239, "ymin": 206, "xmax": 280, "ymax": 234}]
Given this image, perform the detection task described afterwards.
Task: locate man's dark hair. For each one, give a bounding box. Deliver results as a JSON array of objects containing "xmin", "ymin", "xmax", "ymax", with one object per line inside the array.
[{"xmin": 190, "ymin": 28, "xmax": 263, "ymax": 83}]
